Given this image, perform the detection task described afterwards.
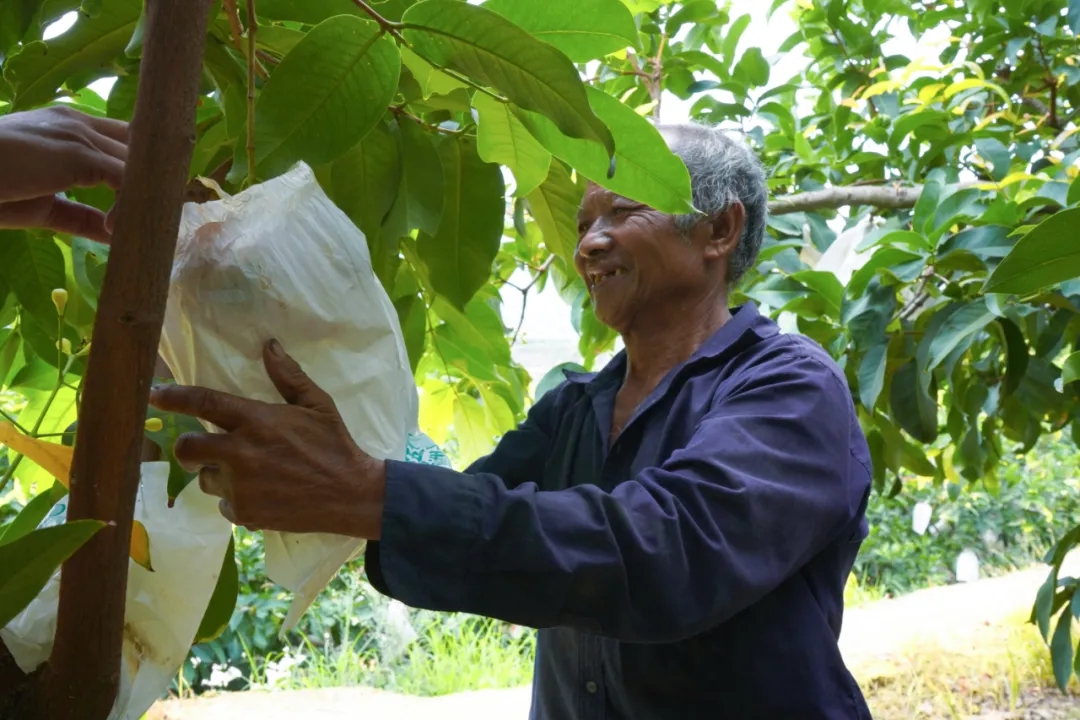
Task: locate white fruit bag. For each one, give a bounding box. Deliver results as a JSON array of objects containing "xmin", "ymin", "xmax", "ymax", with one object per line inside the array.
[
  {"xmin": 0, "ymin": 462, "xmax": 233, "ymax": 720},
  {"xmin": 158, "ymin": 161, "xmax": 423, "ymax": 633}
]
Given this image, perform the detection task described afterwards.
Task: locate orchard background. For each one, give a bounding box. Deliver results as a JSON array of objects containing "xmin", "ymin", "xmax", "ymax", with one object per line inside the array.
[{"xmin": 2, "ymin": 0, "xmax": 1080, "ymax": 716}]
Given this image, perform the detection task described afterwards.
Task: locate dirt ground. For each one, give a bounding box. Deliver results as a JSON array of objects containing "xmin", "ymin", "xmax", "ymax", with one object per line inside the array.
[{"xmin": 149, "ymin": 558, "xmax": 1080, "ymax": 720}]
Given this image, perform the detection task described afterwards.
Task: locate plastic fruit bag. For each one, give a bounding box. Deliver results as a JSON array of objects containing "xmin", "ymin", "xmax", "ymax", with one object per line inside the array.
[
  {"xmin": 158, "ymin": 161, "xmax": 440, "ymax": 634},
  {"xmin": 0, "ymin": 462, "xmax": 233, "ymax": 720}
]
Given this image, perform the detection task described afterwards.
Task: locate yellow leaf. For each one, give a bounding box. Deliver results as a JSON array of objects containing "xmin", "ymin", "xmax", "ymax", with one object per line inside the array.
[
  {"xmin": 839, "ymin": 98, "xmax": 859, "ymax": 109},
  {"xmin": 130, "ymin": 520, "xmax": 153, "ymax": 572},
  {"xmin": 917, "ymin": 83, "xmax": 944, "ymax": 104},
  {"xmin": 861, "ymin": 80, "xmax": 899, "ymax": 99},
  {"xmin": 944, "ymin": 78, "xmax": 1010, "ymax": 104},
  {"xmin": 0, "ymin": 421, "xmax": 151, "ymax": 569},
  {"xmin": 0, "ymin": 422, "xmax": 73, "ymax": 488}
]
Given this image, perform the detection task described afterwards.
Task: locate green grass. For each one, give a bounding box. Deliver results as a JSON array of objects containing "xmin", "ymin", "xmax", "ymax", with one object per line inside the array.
[
  {"xmin": 239, "ymin": 614, "xmax": 535, "ymax": 697},
  {"xmin": 857, "ymin": 611, "xmax": 1077, "ymax": 719}
]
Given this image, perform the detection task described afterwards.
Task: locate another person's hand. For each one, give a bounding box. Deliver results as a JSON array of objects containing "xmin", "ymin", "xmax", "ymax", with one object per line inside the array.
[
  {"xmin": 147, "ymin": 340, "xmax": 387, "ymax": 539},
  {"xmin": 0, "ymin": 105, "xmax": 128, "ymax": 243}
]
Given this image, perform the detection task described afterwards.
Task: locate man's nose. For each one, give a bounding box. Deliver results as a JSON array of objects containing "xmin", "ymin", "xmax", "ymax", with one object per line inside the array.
[{"xmin": 577, "ymin": 225, "xmax": 613, "ymax": 259}]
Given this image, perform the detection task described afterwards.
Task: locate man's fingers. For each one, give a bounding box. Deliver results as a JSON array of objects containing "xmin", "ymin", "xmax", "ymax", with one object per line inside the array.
[
  {"xmin": 70, "ymin": 147, "xmax": 125, "ymax": 191},
  {"xmin": 263, "ymin": 339, "xmax": 336, "ymax": 411},
  {"xmin": 149, "ymin": 384, "xmax": 249, "ymax": 432},
  {"xmin": 176, "ymin": 433, "xmax": 236, "ymax": 473},
  {"xmin": 84, "ymin": 131, "xmax": 128, "ymax": 163},
  {"xmin": 86, "ymin": 114, "xmax": 129, "ymax": 143},
  {"xmin": 42, "ymin": 197, "xmax": 111, "ymax": 243}
]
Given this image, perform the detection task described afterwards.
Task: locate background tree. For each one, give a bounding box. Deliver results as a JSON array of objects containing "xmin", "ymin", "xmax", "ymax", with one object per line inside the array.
[{"xmin": 2, "ymin": 0, "xmax": 1080, "ymax": 715}]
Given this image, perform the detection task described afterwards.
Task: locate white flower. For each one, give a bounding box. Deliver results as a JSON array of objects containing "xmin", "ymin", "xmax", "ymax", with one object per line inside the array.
[{"xmin": 203, "ymin": 663, "xmax": 243, "ymax": 689}]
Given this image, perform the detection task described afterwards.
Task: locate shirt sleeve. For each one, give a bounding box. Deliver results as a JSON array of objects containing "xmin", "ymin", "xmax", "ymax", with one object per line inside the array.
[
  {"xmin": 365, "ymin": 381, "xmax": 558, "ymax": 594},
  {"xmin": 367, "ymin": 353, "xmax": 870, "ymax": 643}
]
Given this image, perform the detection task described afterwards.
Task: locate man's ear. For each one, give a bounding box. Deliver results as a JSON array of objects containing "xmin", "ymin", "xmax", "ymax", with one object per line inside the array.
[{"xmin": 703, "ymin": 203, "xmax": 745, "ymax": 261}]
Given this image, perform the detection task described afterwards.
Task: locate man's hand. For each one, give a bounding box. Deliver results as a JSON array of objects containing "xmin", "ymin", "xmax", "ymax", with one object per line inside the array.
[
  {"xmin": 147, "ymin": 340, "xmax": 387, "ymax": 539},
  {"xmin": 0, "ymin": 106, "xmax": 129, "ymax": 243}
]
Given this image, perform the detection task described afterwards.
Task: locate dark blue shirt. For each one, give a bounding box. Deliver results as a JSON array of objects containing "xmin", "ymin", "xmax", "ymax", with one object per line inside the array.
[{"xmin": 366, "ymin": 303, "xmax": 873, "ymax": 719}]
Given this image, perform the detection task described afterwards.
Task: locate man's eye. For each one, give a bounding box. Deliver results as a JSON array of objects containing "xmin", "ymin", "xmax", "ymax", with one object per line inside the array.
[{"xmin": 577, "ymin": 221, "xmax": 591, "ymax": 235}]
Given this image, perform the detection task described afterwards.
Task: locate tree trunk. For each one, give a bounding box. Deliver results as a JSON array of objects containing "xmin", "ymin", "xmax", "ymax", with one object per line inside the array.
[{"xmin": 25, "ymin": 1, "xmax": 215, "ymax": 718}]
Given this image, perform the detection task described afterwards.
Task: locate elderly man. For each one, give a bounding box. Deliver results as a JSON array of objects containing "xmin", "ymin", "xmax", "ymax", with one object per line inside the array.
[{"xmin": 151, "ymin": 122, "xmax": 873, "ymax": 719}]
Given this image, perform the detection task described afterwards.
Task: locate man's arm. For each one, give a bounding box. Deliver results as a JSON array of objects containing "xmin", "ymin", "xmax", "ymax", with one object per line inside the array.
[
  {"xmin": 370, "ymin": 353, "xmax": 869, "ymax": 643},
  {"xmin": 365, "ymin": 385, "xmax": 559, "ymax": 588}
]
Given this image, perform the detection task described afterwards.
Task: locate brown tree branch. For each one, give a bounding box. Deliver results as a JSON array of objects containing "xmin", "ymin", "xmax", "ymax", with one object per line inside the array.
[
  {"xmin": 31, "ymin": 1, "xmax": 216, "ymax": 718},
  {"xmin": 350, "ymin": 0, "xmax": 406, "ymax": 41},
  {"xmin": 245, "ymin": 0, "xmax": 257, "ymax": 186},
  {"xmin": 768, "ymin": 181, "xmax": 982, "ymax": 216}
]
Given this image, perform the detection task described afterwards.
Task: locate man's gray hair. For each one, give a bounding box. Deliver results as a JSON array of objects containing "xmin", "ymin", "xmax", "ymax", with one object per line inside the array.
[{"xmin": 657, "ymin": 123, "xmax": 769, "ymax": 284}]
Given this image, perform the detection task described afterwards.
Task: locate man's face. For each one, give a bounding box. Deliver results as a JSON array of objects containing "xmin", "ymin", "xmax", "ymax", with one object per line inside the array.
[{"xmin": 574, "ymin": 183, "xmax": 733, "ymax": 334}]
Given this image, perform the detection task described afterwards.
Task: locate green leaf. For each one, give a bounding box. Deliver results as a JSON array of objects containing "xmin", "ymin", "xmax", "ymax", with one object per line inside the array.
[
  {"xmin": 890, "ymin": 359, "xmax": 938, "ymax": 443},
  {"xmin": 1035, "ymin": 570, "xmax": 1058, "ymax": 640},
  {"xmin": 997, "ymin": 317, "xmax": 1029, "ymax": 396},
  {"xmin": 452, "ymin": 392, "xmax": 496, "ymax": 463},
  {"xmin": 255, "ymin": 0, "xmax": 363, "ymax": 24},
  {"xmin": 0, "ymin": 481, "xmax": 66, "ymax": 546},
  {"xmin": 516, "ymin": 86, "xmax": 694, "ymax": 213},
  {"xmin": 144, "ymin": 406, "xmax": 205, "ymax": 505},
  {"xmin": 481, "ymin": 0, "xmax": 639, "ymax": 62},
  {"xmin": 399, "ymin": 45, "xmax": 467, "ymax": 98},
  {"xmin": 1068, "ymin": 0, "xmax": 1080, "ymax": 34},
  {"xmin": 974, "ymin": 138, "xmax": 1011, "ymax": 182},
  {"xmin": 1051, "ymin": 605, "xmax": 1075, "ymax": 691},
  {"xmin": 535, "ymin": 361, "xmax": 586, "ymax": 400},
  {"xmin": 984, "ymin": 208, "xmax": 1080, "ymax": 294},
  {"xmin": 0, "ymin": 327, "xmax": 22, "ymax": 388},
  {"xmin": 393, "ymin": 294, "xmax": 427, "ymax": 373},
  {"xmin": 732, "ymin": 47, "xmax": 770, "ymax": 87},
  {"xmin": 0, "ymin": 519, "xmax": 104, "ymax": 628},
  {"xmin": 858, "ymin": 342, "xmax": 888, "ymax": 410},
  {"xmin": 232, "ymin": 15, "xmax": 401, "ymax": 181},
  {"xmin": 473, "ymin": 92, "xmax": 551, "ymax": 197},
  {"xmin": 396, "ymin": 118, "xmax": 444, "ymax": 236},
  {"xmin": 1, "ymin": 232, "xmax": 66, "ymax": 330},
  {"xmin": 401, "ymin": 0, "xmax": 615, "ymax": 158},
  {"xmin": 256, "ymin": 25, "xmax": 306, "ymax": 57},
  {"xmin": 418, "ymin": 136, "xmax": 506, "ymax": 308},
  {"xmin": 105, "ymin": 71, "xmax": 138, "ymax": 120},
  {"xmin": 526, "ymin": 160, "xmax": 583, "ymax": 267},
  {"xmin": 193, "ymin": 535, "xmax": 238, "ymax": 644},
  {"xmin": 790, "ymin": 270, "xmax": 843, "ymax": 314},
  {"xmin": 1062, "ymin": 351, "xmax": 1080, "ymax": 386},
  {"xmin": 721, "ymin": 14, "xmax": 752, "ymax": 64},
  {"xmin": 324, "ymin": 122, "xmax": 402, "ymax": 244},
  {"xmin": 3, "ymin": 0, "xmax": 141, "ymax": 110},
  {"xmin": 0, "ymin": 0, "xmax": 38, "ymax": 59},
  {"xmin": 71, "ymin": 237, "xmax": 109, "ymax": 311},
  {"xmin": 921, "ymin": 299, "xmax": 995, "ymax": 372}
]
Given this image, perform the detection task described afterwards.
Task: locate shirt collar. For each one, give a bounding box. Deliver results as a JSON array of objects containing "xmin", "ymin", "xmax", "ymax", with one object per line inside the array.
[{"xmin": 562, "ymin": 302, "xmax": 777, "ymax": 390}]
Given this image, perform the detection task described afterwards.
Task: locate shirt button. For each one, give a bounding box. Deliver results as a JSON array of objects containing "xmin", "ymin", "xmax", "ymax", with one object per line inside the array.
[{"xmin": 586, "ymin": 680, "xmax": 598, "ymax": 694}]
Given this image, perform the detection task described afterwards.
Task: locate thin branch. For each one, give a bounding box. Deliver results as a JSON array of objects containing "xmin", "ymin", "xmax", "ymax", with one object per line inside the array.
[
  {"xmin": 245, "ymin": 0, "xmax": 257, "ymax": 187},
  {"xmin": 390, "ymin": 106, "xmax": 467, "ymax": 135},
  {"xmin": 350, "ymin": 0, "xmax": 406, "ymax": 41},
  {"xmin": 0, "ymin": 407, "xmax": 29, "ymax": 435},
  {"xmin": 768, "ymin": 181, "xmax": 982, "ymax": 216},
  {"xmin": 511, "ymin": 256, "xmax": 555, "ymax": 345},
  {"xmin": 222, "ymin": 0, "xmax": 268, "ymax": 79},
  {"xmin": 221, "ymin": 0, "xmax": 244, "ymax": 51}
]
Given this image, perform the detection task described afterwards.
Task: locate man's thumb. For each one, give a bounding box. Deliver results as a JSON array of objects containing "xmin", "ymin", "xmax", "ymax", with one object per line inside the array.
[{"xmin": 263, "ymin": 339, "xmax": 335, "ymax": 410}]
